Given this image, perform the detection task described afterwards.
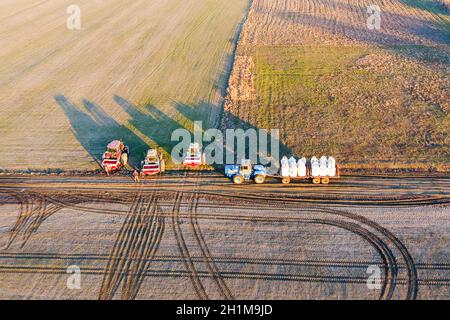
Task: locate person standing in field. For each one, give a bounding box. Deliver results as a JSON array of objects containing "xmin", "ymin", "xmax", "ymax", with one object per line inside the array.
[{"xmin": 133, "ymin": 170, "xmax": 140, "ymax": 182}]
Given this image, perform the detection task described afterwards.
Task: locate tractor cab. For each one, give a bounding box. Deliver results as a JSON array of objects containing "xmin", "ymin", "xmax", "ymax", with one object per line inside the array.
[{"xmin": 239, "ymin": 159, "xmax": 253, "ymax": 177}]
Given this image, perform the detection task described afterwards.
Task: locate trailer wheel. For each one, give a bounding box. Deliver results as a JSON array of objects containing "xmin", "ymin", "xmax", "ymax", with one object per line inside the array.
[
  {"xmin": 312, "ymin": 177, "xmax": 321, "ymax": 184},
  {"xmin": 321, "ymin": 177, "xmax": 330, "ymax": 184},
  {"xmin": 254, "ymin": 174, "xmax": 265, "ymax": 184},
  {"xmin": 233, "ymin": 175, "xmax": 244, "ymax": 184},
  {"xmin": 281, "ymin": 177, "xmax": 291, "ymax": 184}
]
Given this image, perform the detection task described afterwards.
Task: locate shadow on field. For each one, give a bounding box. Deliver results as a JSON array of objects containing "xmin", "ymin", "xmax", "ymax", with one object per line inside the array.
[
  {"xmin": 267, "ymin": 1, "xmax": 450, "ymax": 65},
  {"xmin": 55, "ymin": 95, "xmax": 147, "ymax": 167},
  {"xmin": 399, "ymin": 0, "xmax": 449, "ymax": 14},
  {"xmin": 176, "ymin": 102, "xmax": 292, "ymax": 171},
  {"xmin": 57, "ymin": 92, "xmax": 292, "ymax": 171},
  {"xmin": 113, "ymin": 96, "xmax": 291, "ymax": 171}
]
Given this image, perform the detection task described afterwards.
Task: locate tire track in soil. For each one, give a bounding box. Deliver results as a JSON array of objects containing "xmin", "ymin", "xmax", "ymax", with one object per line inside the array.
[
  {"xmin": 0, "ymin": 180, "xmax": 420, "ymax": 299},
  {"xmin": 1, "ymin": 263, "xmax": 446, "ymax": 286},
  {"xmin": 196, "ymin": 196, "xmax": 415, "ymax": 300},
  {"xmin": 171, "ymin": 172, "xmax": 209, "ymax": 300},
  {"xmin": 98, "ymin": 180, "xmax": 164, "ymax": 300},
  {"xmin": 0, "ymin": 252, "xmax": 445, "ymax": 270},
  {"xmin": 4, "ymin": 191, "xmax": 63, "ymax": 249},
  {"xmin": 188, "ymin": 173, "xmax": 234, "ymax": 299},
  {"xmin": 212, "ymin": 195, "xmax": 416, "ymax": 299}
]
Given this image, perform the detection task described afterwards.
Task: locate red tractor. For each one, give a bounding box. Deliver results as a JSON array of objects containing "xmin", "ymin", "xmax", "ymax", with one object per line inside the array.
[
  {"xmin": 140, "ymin": 149, "xmax": 165, "ymax": 176},
  {"xmin": 101, "ymin": 140, "xmax": 129, "ymax": 174}
]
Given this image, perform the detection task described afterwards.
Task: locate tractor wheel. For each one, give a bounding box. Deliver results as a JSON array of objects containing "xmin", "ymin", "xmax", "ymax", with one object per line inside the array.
[
  {"xmin": 312, "ymin": 177, "xmax": 321, "ymax": 184},
  {"xmin": 254, "ymin": 174, "xmax": 265, "ymax": 184},
  {"xmin": 321, "ymin": 177, "xmax": 330, "ymax": 184},
  {"xmin": 281, "ymin": 177, "xmax": 291, "ymax": 184},
  {"xmin": 120, "ymin": 153, "xmax": 128, "ymax": 166},
  {"xmin": 233, "ymin": 175, "xmax": 244, "ymax": 184},
  {"xmin": 160, "ymin": 160, "xmax": 165, "ymax": 173}
]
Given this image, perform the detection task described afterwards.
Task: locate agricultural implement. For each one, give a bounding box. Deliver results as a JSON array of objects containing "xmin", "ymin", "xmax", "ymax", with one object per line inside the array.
[
  {"xmin": 225, "ymin": 156, "xmax": 340, "ymax": 185},
  {"xmin": 101, "ymin": 140, "xmax": 129, "ymax": 174},
  {"xmin": 224, "ymin": 159, "xmax": 267, "ymax": 184},
  {"xmin": 140, "ymin": 149, "xmax": 165, "ymax": 176},
  {"xmin": 183, "ymin": 142, "xmax": 206, "ymax": 167}
]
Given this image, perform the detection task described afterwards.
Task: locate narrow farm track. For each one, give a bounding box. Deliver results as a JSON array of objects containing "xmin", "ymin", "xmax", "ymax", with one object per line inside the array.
[
  {"xmin": 4, "ymin": 191, "xmax": 63, "ymax": 249},
  {"xmin": 0, "ymin": 264, "xmax": 446, "ymax": 286},
  {"xmin": 1, "ymin": 174, "xmax": 448, "ymax": 208},
  {"xmin": 0, "ymin": 251, "xmax": 446, "ymax": 270}
]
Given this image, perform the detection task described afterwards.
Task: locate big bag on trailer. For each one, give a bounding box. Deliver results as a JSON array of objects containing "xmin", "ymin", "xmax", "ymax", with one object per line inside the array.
[
  {"xmin": 310, "ymin": 156, "xmax": 320, "ymax": 177},
  {"xmin": 289, "ymin": 157, "xmax": 297, "ymax": 178},
  {"xmin": 327, "ymin": 156, "xmax": 336, "ymax": 177},
  {"xmin": 280, "ymin": 156, "xmax": 289, "ymax": 177},
  {"xmin": 319, "ymin": 156, "xmax": 328, "ymax": 177},
  {"xmin": 297, "ymin": 157, "xmax": 307, "ymax": 177}
]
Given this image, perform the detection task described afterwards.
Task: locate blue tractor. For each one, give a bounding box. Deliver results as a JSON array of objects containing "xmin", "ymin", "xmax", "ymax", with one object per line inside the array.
[{"xmin": 224, "ymin": 159, "xmax": 267, "ymax": 184}]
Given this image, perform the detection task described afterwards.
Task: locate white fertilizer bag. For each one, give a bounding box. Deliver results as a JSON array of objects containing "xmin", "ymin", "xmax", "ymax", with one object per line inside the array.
[
  {"xmin": 297, "ymin": 157, "xmax": 307, "ymax": 177},
  {"xmin": 280, "ymin": 156, "xmax": 289, "ymax": 177},
  {"xmin": 327, "ymin": 157, "xmax": 336, "ymax": 177},
  {"xmin": 319, "ymin": 156, "xmax": 328, "ymax": 177},
  {"xmin": 289, "ymin": 157, "xmax": 297, "ymax": 178},
  {"xmin": 310, "ymin": 156, "xmax": 320, "ymax": 177}
]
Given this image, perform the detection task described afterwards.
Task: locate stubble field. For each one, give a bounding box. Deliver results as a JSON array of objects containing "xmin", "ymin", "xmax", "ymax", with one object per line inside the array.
[{"xmin": 0, "ymin": 0, "xmax": 248, "ymax": 170}]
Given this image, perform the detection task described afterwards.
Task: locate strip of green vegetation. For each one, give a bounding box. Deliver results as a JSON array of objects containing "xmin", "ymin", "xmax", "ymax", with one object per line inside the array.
[{"xmin": 255, "ymin": 46, "xmax": 369, "ymax": 108}]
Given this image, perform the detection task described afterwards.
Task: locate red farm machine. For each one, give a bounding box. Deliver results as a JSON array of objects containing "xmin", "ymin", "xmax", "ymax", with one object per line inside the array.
[
  {"xmin": 183, "ymin": 143, "xmax": 206, "ymax": 168},
  {"xmin": 101, "ymin": 140, "xmax": 129, "ymax": 174},
  {"xmin": 140, "ymin": 149, "xmax": 165, "ymax": 176}
]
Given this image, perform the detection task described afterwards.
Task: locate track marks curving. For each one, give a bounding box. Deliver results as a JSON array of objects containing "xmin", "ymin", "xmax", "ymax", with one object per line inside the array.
[
  {"xmin": 98, "ymin": 187, "xmax": 164, "ymax": 300},
  {"xmin": 5, "ymin": 192, "xmax": 62, "ymax": 249}
]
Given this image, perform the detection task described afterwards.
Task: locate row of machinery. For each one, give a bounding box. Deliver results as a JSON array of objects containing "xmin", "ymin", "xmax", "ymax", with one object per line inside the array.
[
  {"xmin": 101, "ymin": 141, "xmax": 205, "ymax": 175},
  {"xmin": 101, "ymin": 140, "xmax": 339, "ymax": 184}
]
